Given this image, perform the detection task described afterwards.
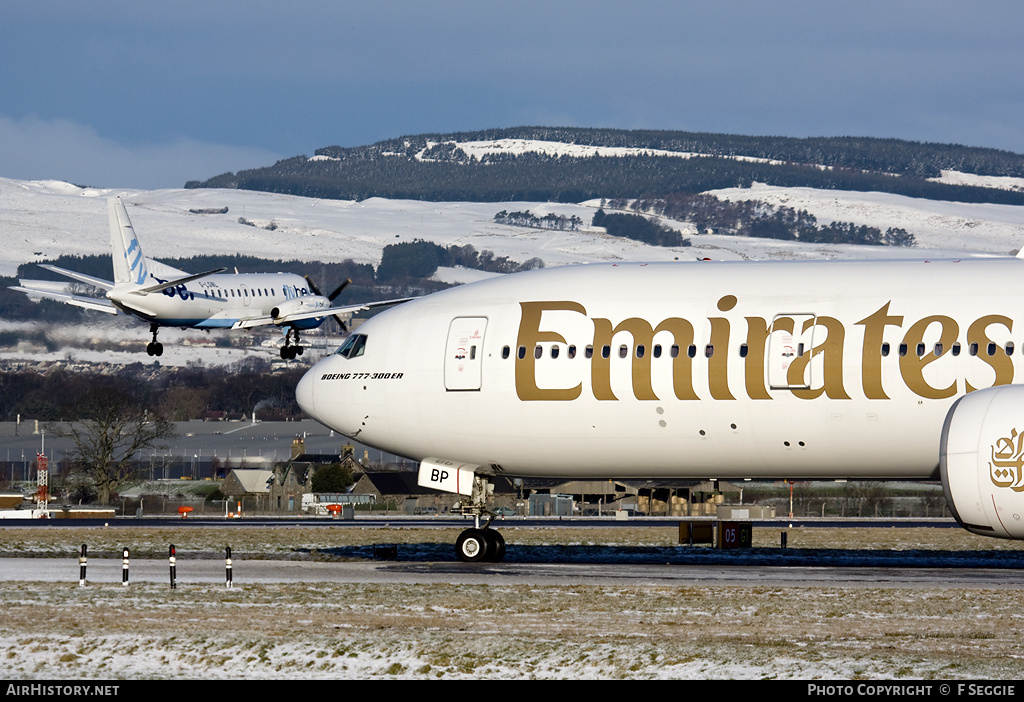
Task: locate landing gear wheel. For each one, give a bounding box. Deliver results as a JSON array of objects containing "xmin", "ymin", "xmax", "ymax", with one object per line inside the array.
[
  {"xmin": 484, "ymin": 529, "xmax": 506, "ymax": 563},
  {"xmin": 146, "ymin": 324, "xmax": 162, "ymax": 356},
  {"xmin": 280, "ymin": 329, "xmax": 303, "ymax": 360},
  {"xmin": 456, "ymin": 528, "xmax": 491, "ymax": 563}
]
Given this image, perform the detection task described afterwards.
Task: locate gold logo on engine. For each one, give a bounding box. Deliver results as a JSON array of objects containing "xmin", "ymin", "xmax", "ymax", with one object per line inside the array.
[{"xmin": 990, "ymin": 429, "xmax": 1024, "ymax": 492}]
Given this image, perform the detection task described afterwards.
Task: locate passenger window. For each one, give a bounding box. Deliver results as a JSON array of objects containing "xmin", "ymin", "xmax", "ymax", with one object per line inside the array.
[
  {"xmin": 899, "ymin": 343, "xmax": 908, "ymax": 357},
  {"xmin": 917, "ymin": 343, "xmax": 925, "ymax": 357},
  {"xmin": 585, "ymin": 345, "xmax": 594, "ymax": 359},
  {"xmin": 970, "ymin": 343, "xmax": 979, "ymax": 356},
  {"xmin": 653, "ymin": 345, "xmax": 662, "ymax": 358},
  {"xmin": 881, "ymin": 343, "xmax": 890, "ymax": 357},
  {"xmin": 502, "ymin": 346, "xmax": 510, "ymax": 360},
  {"xmin": 952, "ymin": 342, "xmax": 961, "ymax": 357},
  {"xmin": 739, "ymin": 344, "xmax": 748, "ymax": 358},
  {"xmin": 987, "ymin": 343, "xmax": 997, "ymax": 357},
  {"xmin": 534, "ymin": 346, "xmax": 542, "ymax": 360},
  {"xmin": 551, "ymin": 346, "xmax": 559, "ymax": 359},
  {"xmin": 618, "ymin": 345, "xmax": 628, "ymax": 359},
  {"xmin": 518, "ymin": 346, "xmax": 526, "ymax": 359},
  {"xmin": 934, "ymin": 343, "xmax": 943, "ymax": 356},
  {"xmin": 688, "ymin": 345, "xmax": 697, "ymax": 359},
  {"xmin": 636, "ymin": 345, "xmax": 645, "ymax": 359},
  {"xmin": 568, "ymin": 345, "xmax": 577, "ymax": 359},
  {"xmin": 602, "ymin": 345, "xmax": 610, "ymax": 359},
  {"xmin": 1007, "ymin": 342, "xmax": 1015, "ymax": 356},
  {"xmin": 704, "ymin": 344, "xmax": 714, "ymax": 358}
]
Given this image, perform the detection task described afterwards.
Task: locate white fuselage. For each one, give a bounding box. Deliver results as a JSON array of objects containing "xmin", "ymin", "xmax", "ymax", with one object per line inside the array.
[
  {"xmin": 297, "ymin": 258, "xmax": 1024, "ymax": 480},
  {"xmin": 110, "ymin": 272, "xmax": 322, "ymax": 329}
]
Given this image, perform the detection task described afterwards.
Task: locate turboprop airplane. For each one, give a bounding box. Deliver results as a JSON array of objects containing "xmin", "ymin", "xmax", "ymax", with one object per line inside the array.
[
  {"xmin": 296, "ymin": 256, "xmax": 1024, "ymax": 562},
  {"xmin": 11, "ymin": 198, "xmax": 410, "ymax": 358}
]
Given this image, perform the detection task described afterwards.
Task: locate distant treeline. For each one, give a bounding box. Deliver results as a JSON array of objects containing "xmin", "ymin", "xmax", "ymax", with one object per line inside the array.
[
  {"xmin": 494, "ymin": 210, "xmax": 583, "ymax": 231},
  {"xmin": 0, "ymin": 360, "xmax": 307, "ymax": 422},
  {"xmin": 187, "ymin": 127, "xmax": 1024, "ymax": 206},
  {"xmin": 618, "ymin": 194, "xmax": 915, "ymax": 246},
  {"xmin": 592, "ymin": 210, "xmax": 690, "ymax": 247},
  {"xmin": 376, "ymin": 241, "xmax": 543, "ymax": 282}
]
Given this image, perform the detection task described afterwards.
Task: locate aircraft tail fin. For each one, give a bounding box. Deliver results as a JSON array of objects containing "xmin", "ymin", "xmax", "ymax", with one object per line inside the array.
[{"xmin": 109, "ymin": 197, "xmax": 149, "ymax": 286}]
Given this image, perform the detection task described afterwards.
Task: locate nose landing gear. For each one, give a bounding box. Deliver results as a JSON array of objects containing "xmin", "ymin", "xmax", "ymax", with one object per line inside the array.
[
  {"xmin": 452, "ymin": 475, "xmax": 506, "ymax": 563},
  {"xmin": 456, "ymin": 525, "xmax": 506, "ymax": 563}
]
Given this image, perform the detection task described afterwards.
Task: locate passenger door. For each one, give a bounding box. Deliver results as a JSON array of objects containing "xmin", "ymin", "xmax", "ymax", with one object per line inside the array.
[{"xmin": 444, "ymin": 317, "xmax": 487, "ymax": 391}]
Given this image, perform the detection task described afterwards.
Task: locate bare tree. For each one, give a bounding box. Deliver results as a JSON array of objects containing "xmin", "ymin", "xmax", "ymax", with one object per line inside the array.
[{"xmin": 49, "ymin": 382, "xmax": 175, "ymax": 504}]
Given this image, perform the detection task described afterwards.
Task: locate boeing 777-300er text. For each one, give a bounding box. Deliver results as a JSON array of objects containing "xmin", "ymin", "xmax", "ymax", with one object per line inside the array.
[
  {"xmin": 12, "ymin": 198, "xmax": 410, "ymax": 357},
  {"xmin": 297, "ymin": 255, "xmax": 1024, "ymax": 561}
]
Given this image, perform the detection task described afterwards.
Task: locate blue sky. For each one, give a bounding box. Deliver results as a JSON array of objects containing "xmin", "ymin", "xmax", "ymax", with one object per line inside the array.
[{"xmin": 2, "ymin": 1, "xmax": 1023, "ymax": 189}]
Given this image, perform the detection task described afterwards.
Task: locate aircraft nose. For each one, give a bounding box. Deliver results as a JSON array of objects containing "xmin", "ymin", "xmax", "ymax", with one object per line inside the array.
[{"xmin": 295, "ymin": 367, "xmax": 317, "ymax": 420}]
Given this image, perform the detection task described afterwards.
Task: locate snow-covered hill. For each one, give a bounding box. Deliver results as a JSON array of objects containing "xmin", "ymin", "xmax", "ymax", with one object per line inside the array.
[
  {"xmin": 3, "ymin": 173, "xmax": 1024, "ymax": 284},
  {"xmin": 3, "ymin": 174, "xmax": 1024, "ymax": 367}
]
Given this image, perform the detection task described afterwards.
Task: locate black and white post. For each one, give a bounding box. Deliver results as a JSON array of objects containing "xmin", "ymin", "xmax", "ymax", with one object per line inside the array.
[{"xmin": 78, "ymin": 544, "xmax": 87, "ymax": 587}]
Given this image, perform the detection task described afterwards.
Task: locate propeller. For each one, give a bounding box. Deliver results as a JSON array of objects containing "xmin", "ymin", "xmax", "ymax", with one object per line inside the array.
[{"xmin": 305, "ymin": 275, "xmax": 352, "ymax": 331}]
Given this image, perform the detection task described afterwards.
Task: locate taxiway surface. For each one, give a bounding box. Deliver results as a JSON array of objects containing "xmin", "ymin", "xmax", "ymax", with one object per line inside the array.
[{"xmin": 3, "ymin": 557, "xmax": 1022, "ymax": 589}]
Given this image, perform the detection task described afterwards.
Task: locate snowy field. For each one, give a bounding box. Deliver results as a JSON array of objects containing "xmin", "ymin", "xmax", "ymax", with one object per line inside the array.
[
  {"xmin": 6, "ymin": 174, "xmax": 1024, "ymax": 368},
  {"xmin": 4, "ymin": 173, "xmax": 1024, "ymax": 283},
  {"xmin": 4, "ymin": 173, "xmax": 1024, "ymax": 369},
  {"xmin": 1, "ymin": 525, "xmax": 1024, "ymax": 680}
]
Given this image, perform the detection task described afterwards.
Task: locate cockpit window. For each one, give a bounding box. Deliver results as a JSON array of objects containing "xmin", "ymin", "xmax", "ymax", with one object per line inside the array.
[{"xmin": 337, "ymin": 334, "xmax": 368, "ymax": 358}]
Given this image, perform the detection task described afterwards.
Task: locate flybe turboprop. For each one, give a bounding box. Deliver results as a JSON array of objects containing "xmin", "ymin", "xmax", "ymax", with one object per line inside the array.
[
  {"xmin": 297, "ymin": 256, "xmax": 1024, "ymax": 561},
  {"xmin": 12, "ymin": 198, "xmax": 409, "ymax": 357}
]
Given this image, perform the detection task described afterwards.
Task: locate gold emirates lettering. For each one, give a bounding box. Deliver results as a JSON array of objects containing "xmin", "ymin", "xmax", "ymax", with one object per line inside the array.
[{"xmin": 514, "ymin": 299, "xmax": 1015, "ymax": 402}]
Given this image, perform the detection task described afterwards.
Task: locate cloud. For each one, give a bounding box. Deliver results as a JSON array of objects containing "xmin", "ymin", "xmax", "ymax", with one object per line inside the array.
[{"xmin": 0, "ymin": 115, "xmax": 284, "ymax": 190}]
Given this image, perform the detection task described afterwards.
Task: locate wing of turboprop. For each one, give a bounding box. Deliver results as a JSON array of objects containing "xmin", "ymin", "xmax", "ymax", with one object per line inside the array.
[
  {"xmin": 10, "ymin": 282, "xmax": 119, "ymax": 315},
  {"xmin": 231, "ymin": 297, "xmax": 415, "ymax": 329},
  {"xmin": 132, "ymin": 267, "xmax": 228, "ymax": 295}
]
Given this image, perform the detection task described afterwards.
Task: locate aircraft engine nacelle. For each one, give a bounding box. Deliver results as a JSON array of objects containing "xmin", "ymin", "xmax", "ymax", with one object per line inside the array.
[
  {"xmin": 941, "ymin": 385, "xmax": 1024, "ymax": 539},
  {"xmin": 271, "ymin": 296, "xmax": 329, "ymax": 322}
]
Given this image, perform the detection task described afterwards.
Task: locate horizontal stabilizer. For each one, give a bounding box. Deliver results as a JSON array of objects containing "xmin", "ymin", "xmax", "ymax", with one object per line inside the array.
[
  {"xmin": 10, "ymin": 284, "xmax": 118, "ymax": 314},
  {"xmin": 38, "ymin": 264, "xmax": 114, "ymax": 291}
]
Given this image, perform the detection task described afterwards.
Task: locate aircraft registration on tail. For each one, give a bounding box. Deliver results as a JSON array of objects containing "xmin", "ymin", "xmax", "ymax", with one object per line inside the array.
[
  {"xmin": 297, "ymin": 255, "xmax": 1024, "ymax": 561},
  {"xmin": 11, "ymin": 198, "xmax": 410, "ymax": 357}
]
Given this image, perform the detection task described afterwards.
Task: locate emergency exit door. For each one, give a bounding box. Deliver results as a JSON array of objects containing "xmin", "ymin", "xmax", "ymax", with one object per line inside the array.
[{"xmin": 444, "ymin": 317, "xmax": 487, "ymax": 390}]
